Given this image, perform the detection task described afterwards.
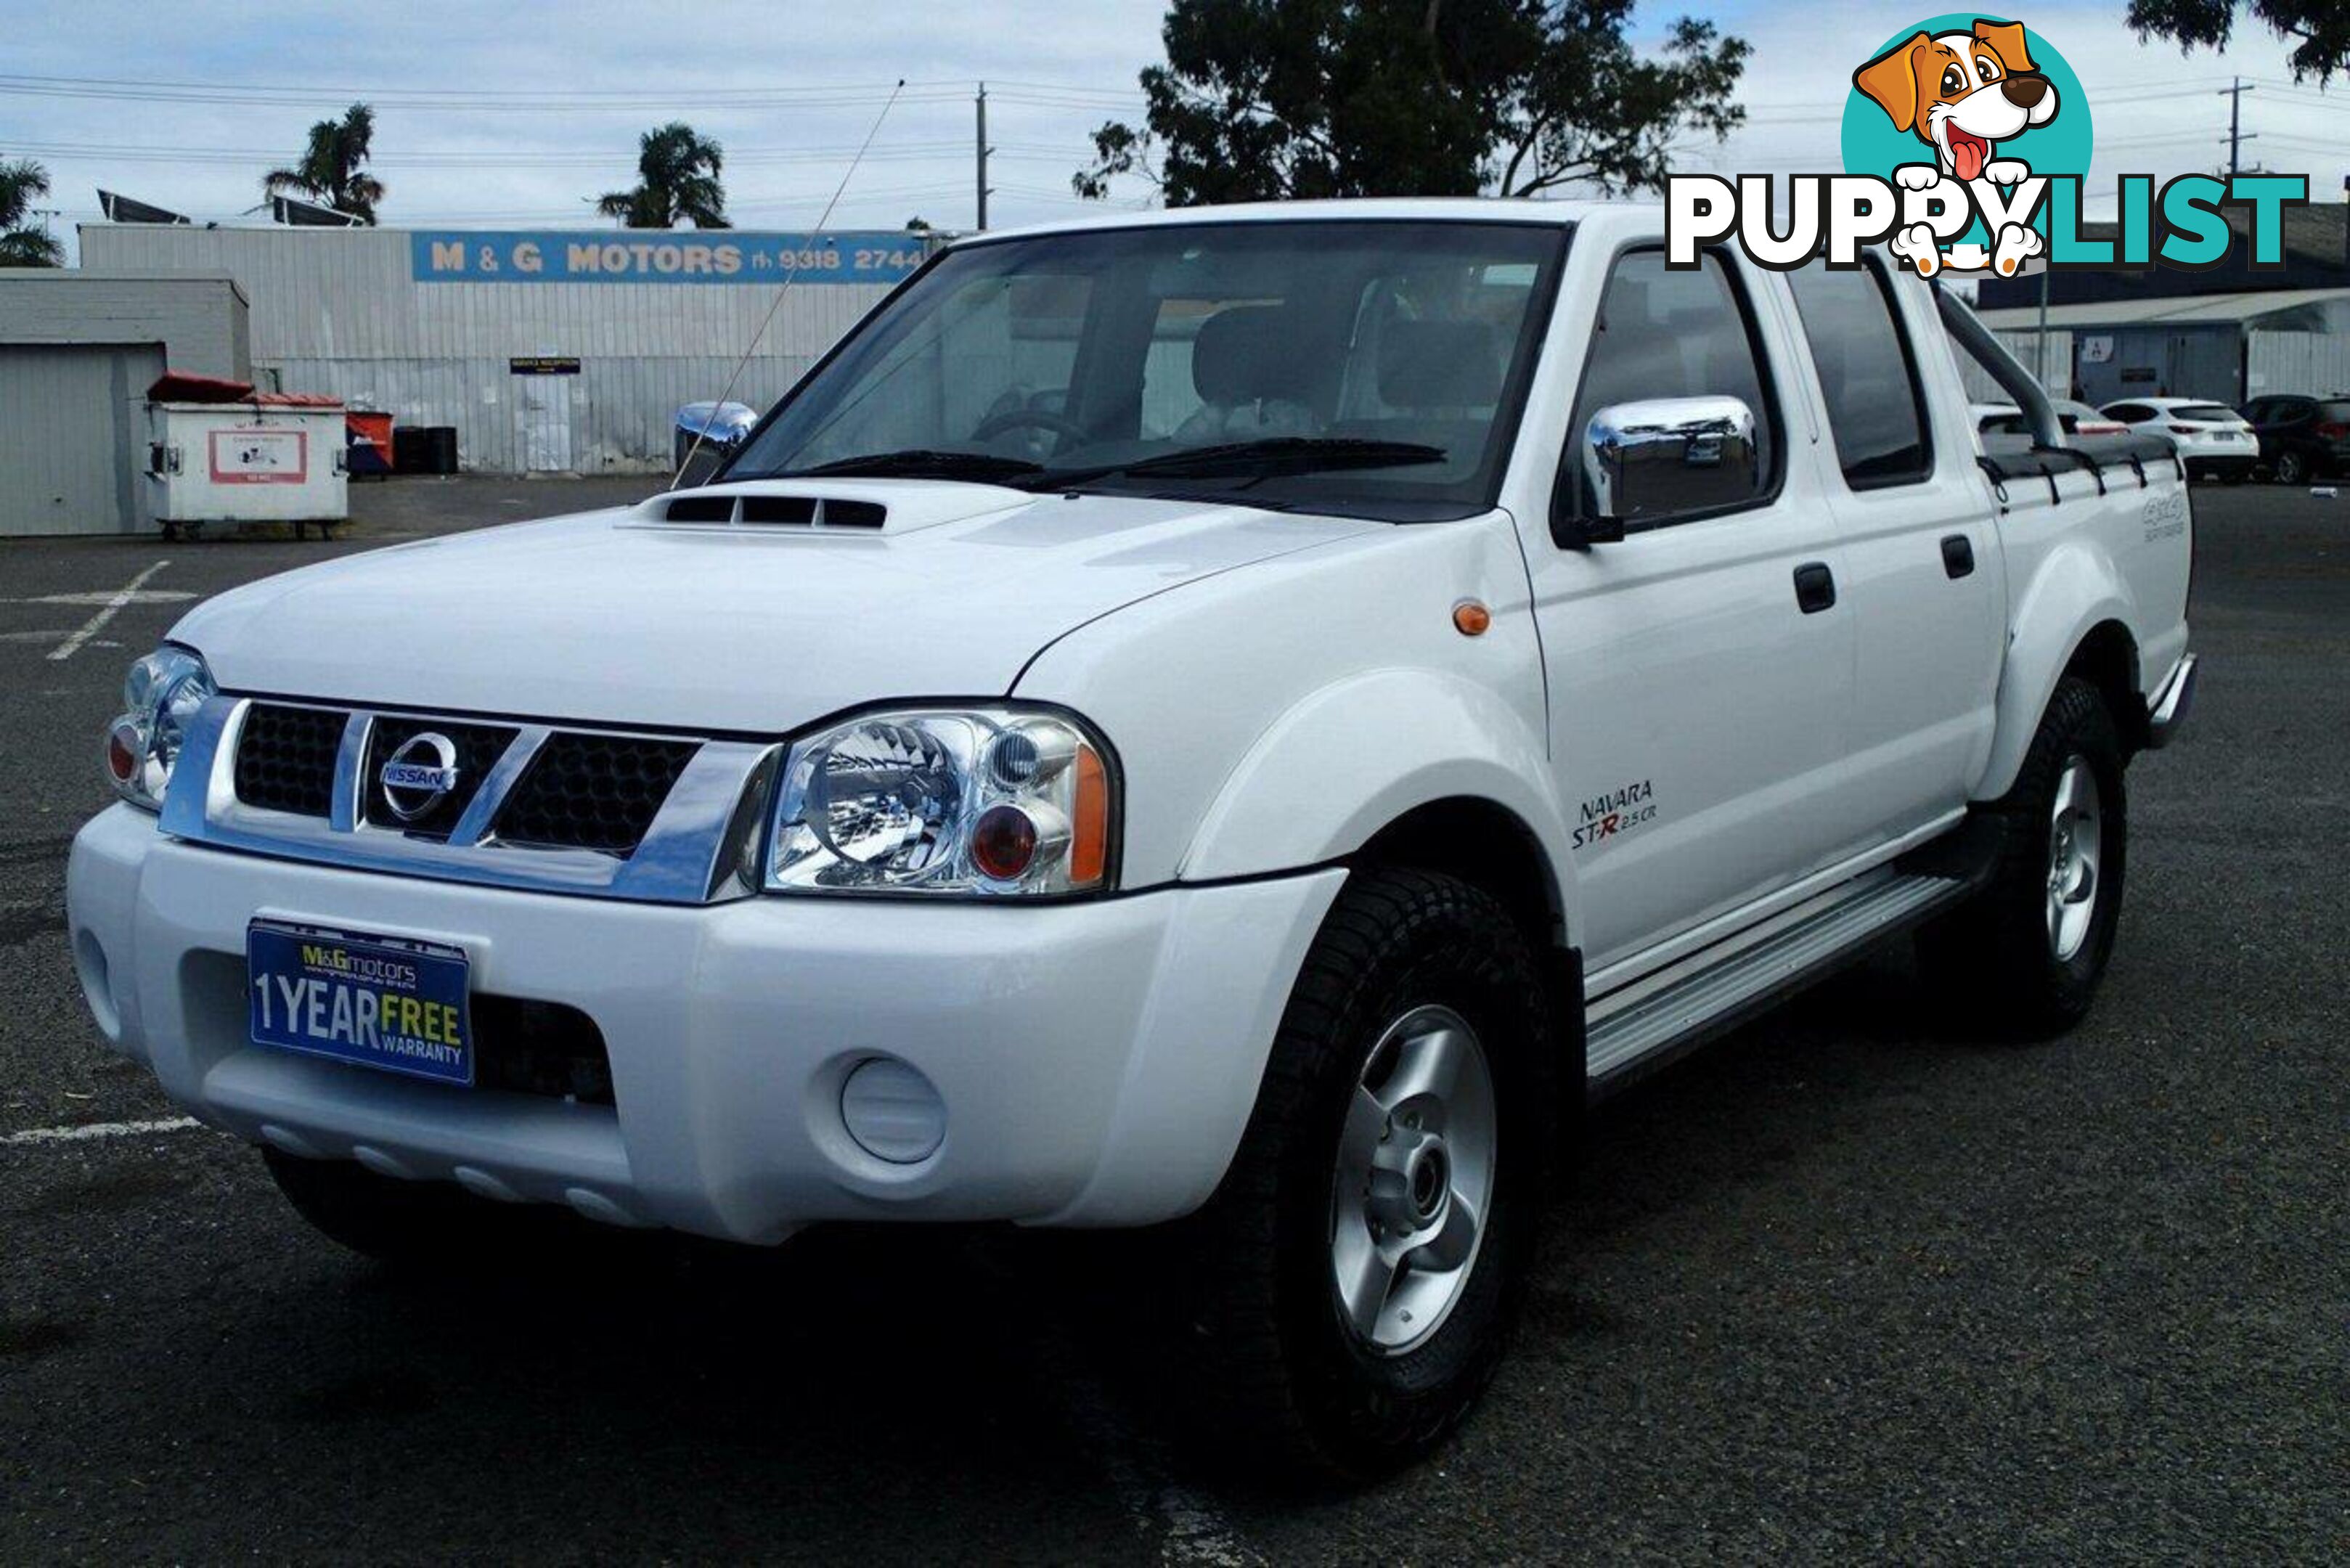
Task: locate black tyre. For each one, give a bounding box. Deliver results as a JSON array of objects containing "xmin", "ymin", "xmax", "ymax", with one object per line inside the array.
[
  {"xmin": 1919, "ymin": 676, "xmax": 2127, "ymax": 1037},
  {"xmin": 263, "ymin": 1148, "xmax": 600, "ymax": 1270},
  {"xmin": 2274, "ymin": 449, "xmax": 2306, "ymax": 486},
  {"xmin": 1172, "ymin": 867, "xmax": 1555, "ymax": 1484}
]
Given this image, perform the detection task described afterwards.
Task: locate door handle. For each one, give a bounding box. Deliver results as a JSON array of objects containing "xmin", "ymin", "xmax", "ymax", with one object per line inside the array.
[
  {"xmin": 1792, "ymin": 561, "xmax": 1836, "ymax": 613},
  {"xmin": 1941, "ymin": 534, "xmax": 1976, "ymax": 579}
]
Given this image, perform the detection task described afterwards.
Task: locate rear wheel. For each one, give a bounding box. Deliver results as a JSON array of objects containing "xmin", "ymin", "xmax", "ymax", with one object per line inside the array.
[
  {"xmin": 1172, "ymin": 867, "xmax": 1554, "ymax": 1483},
  {"xmin": 1919, "ymin": 676, "xmax": 2127, "ymax": 1037}
]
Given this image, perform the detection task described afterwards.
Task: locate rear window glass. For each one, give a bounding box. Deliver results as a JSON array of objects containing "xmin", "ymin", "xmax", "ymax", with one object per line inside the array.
[
  {"xmin": 2174, "ymin": 404, "xmax": 2237, "ymax": 422},
  {"xmin": 2320, "ymin": 401, "xmax": 2350, "ymax": 422},
  {"xmin": 1786, "ymin": 261, "xmax": 1931, "ymax": 488}
]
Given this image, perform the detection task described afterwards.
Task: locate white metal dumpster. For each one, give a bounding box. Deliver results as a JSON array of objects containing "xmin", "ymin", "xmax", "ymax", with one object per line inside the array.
[{"xmin": 147, "ymin": 394, "xmax": 348, "ymax": 538}]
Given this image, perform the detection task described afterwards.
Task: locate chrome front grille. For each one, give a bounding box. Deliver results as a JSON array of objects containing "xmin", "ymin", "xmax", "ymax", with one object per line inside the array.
[
  {"xmin": 497, "ymin": 733, "xmax": 701, "ymax": 854},
  {"xmin": 164, "ymin": 697, "xmax": 777, "ymax": 905},
  {"xmin": 232, "ymin": 703, "xmax": 344, "ymax": 817}
]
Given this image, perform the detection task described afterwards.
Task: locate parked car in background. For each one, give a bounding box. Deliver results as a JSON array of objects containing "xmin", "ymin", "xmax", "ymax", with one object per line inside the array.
[
  {"xmin": 2238, "ymin": 393, "xmax": 2350, "ymax": 484},
  {"xmin": 2100, "ymin": 397, "xmax": 2258, "ymax": 481},
  {"xmin": 1975, "ymin": 399, "xmax": 2126, "ymax": 440}
]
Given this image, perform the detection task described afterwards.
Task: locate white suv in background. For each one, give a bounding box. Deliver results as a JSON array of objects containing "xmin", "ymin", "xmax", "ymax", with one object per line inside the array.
[{"xmin": 2100, "ymin": 396, "xmax": 2258, "ymax": 481}]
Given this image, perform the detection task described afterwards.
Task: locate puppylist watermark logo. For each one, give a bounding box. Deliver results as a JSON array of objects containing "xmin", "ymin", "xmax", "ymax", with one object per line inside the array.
[{"xmin": 1665, "ymin": 13, "xmax": 2308, "ymax": 276}]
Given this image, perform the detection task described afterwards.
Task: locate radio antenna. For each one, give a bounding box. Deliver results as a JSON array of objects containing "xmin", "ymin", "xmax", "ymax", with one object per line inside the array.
[{"xmin": 669, "ymin": 77, "xmax": 907, "ymax": 490}]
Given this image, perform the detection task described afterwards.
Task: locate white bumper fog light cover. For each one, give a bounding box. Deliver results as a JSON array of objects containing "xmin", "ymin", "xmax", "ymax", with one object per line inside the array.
[{"xmin": 840, "ymin": 1056, "xmax": 947, "ymax": 1164}]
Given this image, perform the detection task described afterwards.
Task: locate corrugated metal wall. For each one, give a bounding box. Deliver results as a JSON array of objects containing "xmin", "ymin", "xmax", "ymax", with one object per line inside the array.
[
  {"xmin": 2073, "ymin": 324, "xmax": 2242, "ymax": 407},
  {"xmin": 1961, "ymin": 328, "xmax": 2076, "ymax": 404},
  {"xmin": 79, "ymin": 224, "xmax": 895, "ymax": 474},
  {"xmin": 0, "ymin": 343, "xmax": 163, "ymax": 536},
  {"xmin": 2246, "ymin": 332, "xmax": 2350, "ymax": 401},
  {"xmin": 0, "ymin": 272, "xmax": 249, "ymax": 381}
]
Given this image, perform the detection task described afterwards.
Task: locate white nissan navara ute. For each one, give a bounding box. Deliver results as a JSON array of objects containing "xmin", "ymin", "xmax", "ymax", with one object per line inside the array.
[{"xmin": 69, "ymin": 201, "xmax": 2197, "ymax": 1480}]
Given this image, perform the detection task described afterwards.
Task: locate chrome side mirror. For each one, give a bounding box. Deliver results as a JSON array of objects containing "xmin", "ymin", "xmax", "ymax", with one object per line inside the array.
[{"xmin": 1554, "ymin": 395, "xmax": 1760, "ymax": 549}]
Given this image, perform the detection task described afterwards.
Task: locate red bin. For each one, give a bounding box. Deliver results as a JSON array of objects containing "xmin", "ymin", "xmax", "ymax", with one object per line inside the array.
[{"xmin": 345, "ymin": 411, "xmax": 395, "ymax": 477}]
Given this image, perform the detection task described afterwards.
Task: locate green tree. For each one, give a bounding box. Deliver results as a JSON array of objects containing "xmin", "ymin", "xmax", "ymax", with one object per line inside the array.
[
  {"xmin": 263, "ymin": 102, "xmax": 386, "ymax": 224},
  {"xmin": 597, "ymin": 123, "xmax": 730, "ymax": 229},
  {"xmin": 0, "ymin": 158, "xmax": 63, "ymax": 266},
  {"xmin": 1074, "ymin": 0, "xmax": 1747, "ymax": 205},
  {"xmin": 2129, "ymin": 0, "xmax": 2349, "ymax": 79}
]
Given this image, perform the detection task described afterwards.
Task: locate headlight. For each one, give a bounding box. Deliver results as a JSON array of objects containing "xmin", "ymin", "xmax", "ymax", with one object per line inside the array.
[
  {"xmin": 104, "ymin": 646, "xmax": 216, "ymax": 812},
  {"xmin": 768, "ymin": 707, "xmax": 1114, "ymax": 896}
]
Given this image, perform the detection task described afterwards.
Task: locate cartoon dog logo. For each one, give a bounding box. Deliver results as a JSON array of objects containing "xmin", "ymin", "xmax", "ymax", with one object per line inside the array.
[{"xmin": 1854, "ymin": 19, "xmax": 2060, "ymax": 275}]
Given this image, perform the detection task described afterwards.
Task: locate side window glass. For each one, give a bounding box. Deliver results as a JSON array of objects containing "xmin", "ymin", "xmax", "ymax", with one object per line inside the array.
[
  {"xmin": 1562, "ymin": 250, "xmax": 1777, "ymax": 533},
  {"xmin": 1787, "ymin": 260, "xmax": 1932, "ymax": 489}
]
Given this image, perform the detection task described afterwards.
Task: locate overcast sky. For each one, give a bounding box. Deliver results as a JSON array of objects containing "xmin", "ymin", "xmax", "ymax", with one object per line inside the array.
[{"xmin": 2, "ymin": 0, "xmax": 2341, "ymax": 258}]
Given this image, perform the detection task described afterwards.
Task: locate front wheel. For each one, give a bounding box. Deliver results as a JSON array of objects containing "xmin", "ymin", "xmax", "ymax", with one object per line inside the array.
[
  {"xmin": 1919, "ymin": 676, "xmax": 2127, "ymax": 1037},
  {"xmin": 1172, "ymin": 867, "xmax": 1555, "ymax": 1483},
  {"xmin": 2274, "ymin": 449, "xmax": 2307, "ymax": 486}
]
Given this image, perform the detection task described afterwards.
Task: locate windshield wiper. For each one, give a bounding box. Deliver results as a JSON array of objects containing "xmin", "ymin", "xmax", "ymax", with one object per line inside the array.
[
  {"xmin": 1042, "ymin": 437, "xmax": 1449, "ymax": 489},
  {"xmin": 774, "ymin": 449, "xmax": 1048, "ymax": 482}
]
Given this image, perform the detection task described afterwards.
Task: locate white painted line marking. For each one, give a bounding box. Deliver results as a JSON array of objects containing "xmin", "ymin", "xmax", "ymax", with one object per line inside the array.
[
  {"xmin": 5, "ymin": 589, "xmax": 197, "ymax": 607},
  {"xmin": 1, "ymin": 1116, "xmax": 201, "ymax": 1147},
  {"xmin": 47, "ymin": 561, "xmax": 171, "ymax": 663},
  {"xmin": 1047, "ymin": 1339, "xmax": 1262, "ymax": 1567}
]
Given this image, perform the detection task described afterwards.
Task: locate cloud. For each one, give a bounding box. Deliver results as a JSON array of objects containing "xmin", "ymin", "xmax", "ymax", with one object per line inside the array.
[{"xmin": 3, "ymin": 0, "xmax": 2337, "ymax": 261}]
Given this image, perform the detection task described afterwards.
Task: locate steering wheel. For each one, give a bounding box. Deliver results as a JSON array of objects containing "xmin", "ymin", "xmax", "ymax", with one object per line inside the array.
[{"xmin": 968, "ymin": 406, "xmax": 1091, "ymax": 455}]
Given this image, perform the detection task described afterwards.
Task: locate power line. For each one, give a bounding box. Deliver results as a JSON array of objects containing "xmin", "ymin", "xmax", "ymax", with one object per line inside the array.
[
  {"xmin": 0, "ymin": 138, "xmax": 1093, "ymax": 169},
  {"xmin": 0, "ymin": 72, "xmax": 1151, "ymax": 116}
]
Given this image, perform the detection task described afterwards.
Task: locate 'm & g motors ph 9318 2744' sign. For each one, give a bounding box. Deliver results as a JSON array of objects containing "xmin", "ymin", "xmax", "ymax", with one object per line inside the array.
[{"xmin": 409, "ymin": 230, "xmax": 928, "ymax": 285}]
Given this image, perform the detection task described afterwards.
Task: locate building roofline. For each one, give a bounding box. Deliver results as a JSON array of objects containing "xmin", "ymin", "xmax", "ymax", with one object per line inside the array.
[{"xmin": 0, "ymin": 267, "xmax": 248, "ymax": 306}]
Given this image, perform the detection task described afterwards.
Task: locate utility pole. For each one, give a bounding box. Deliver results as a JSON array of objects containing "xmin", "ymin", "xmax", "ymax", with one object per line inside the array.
[
  {"xmin": 2219, "ymin": 77, "xmax": 2256, "ymax": 178},
  {"xmin": 975, "ymin": 82, "xmax": 991, "ymax": 232},
  {"xmin": 2035, "ymin": 258, "xmax": 2053, "ymax": 395}
]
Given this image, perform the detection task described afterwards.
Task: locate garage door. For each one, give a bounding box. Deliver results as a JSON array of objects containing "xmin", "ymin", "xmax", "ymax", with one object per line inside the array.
[{"xmin": 0, "ymin": 343, "xmax": 164, "ymax": 536}]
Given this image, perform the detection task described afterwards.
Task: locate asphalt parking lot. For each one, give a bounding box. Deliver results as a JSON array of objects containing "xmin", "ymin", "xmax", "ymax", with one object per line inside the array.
[{"xmin": 1, "ymin": 478, "xmax": 2344, "ymax": 1562}]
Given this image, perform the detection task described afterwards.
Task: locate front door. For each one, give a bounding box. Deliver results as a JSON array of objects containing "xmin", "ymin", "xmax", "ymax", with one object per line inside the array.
[{"xmin": 1526, "ymin": 248, "xmax": 1858, "ymax": 974}]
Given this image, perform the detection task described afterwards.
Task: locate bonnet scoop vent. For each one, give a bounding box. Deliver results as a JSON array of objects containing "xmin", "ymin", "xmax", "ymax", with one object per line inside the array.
[
  {"xmin": 657, "ymin": 494, "xmax": 885, "ymax": 528},
  {"xmin": 629, "ymin": 479, "xmax": 1034, "ymax": 536}
]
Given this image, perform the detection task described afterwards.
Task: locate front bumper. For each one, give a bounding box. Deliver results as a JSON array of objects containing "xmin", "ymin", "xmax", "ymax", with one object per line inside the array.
[{"xmin": 68, "ymin": 804, "xmax": 1343, "ymax": 1241}]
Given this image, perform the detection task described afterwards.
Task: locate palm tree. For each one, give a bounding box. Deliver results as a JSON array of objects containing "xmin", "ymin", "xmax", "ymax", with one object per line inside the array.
[
  {"xmin": 0, "ymin": 158, "xmax": 63, "ymax": 266},
  {"xmin": 263, "ymin": 103, "xmax": 385, "ymax": 224},
  {"xmin": 597, "ymin": 123, "xmax": 728, "ymax": 229}
]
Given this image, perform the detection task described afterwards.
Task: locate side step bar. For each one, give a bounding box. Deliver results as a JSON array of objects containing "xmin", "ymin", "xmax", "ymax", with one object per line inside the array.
[{"xmin": 1586, "ymin": 870, "xmax": 1972, "ymax": 1095}]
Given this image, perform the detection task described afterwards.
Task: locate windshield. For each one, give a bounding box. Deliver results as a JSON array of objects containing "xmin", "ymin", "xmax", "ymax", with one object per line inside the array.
[{"xmin": 725, "ymin": 219, "xmax": 1570, "ymax": 521}]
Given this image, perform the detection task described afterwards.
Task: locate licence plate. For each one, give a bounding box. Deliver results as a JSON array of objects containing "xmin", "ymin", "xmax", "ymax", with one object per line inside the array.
[{"xmin": 247, "ymin": 921, "xmax": 473, "ymax": 1086}]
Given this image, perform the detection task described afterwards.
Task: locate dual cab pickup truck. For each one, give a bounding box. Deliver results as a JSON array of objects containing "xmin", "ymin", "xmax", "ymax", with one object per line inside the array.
[{"xmin": 68, "ymin": 200, "xmax": 2196, "ymax": 1481}]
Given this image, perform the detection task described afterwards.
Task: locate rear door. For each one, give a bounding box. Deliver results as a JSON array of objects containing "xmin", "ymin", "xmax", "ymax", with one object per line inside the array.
[
  {"xmin": 1526, "ymin": 247, "xmax": 1857, "ymax": 971},
  {"xmin": 1785, "ymin": 258, "xmax": 2003, "ymax": 844}
]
